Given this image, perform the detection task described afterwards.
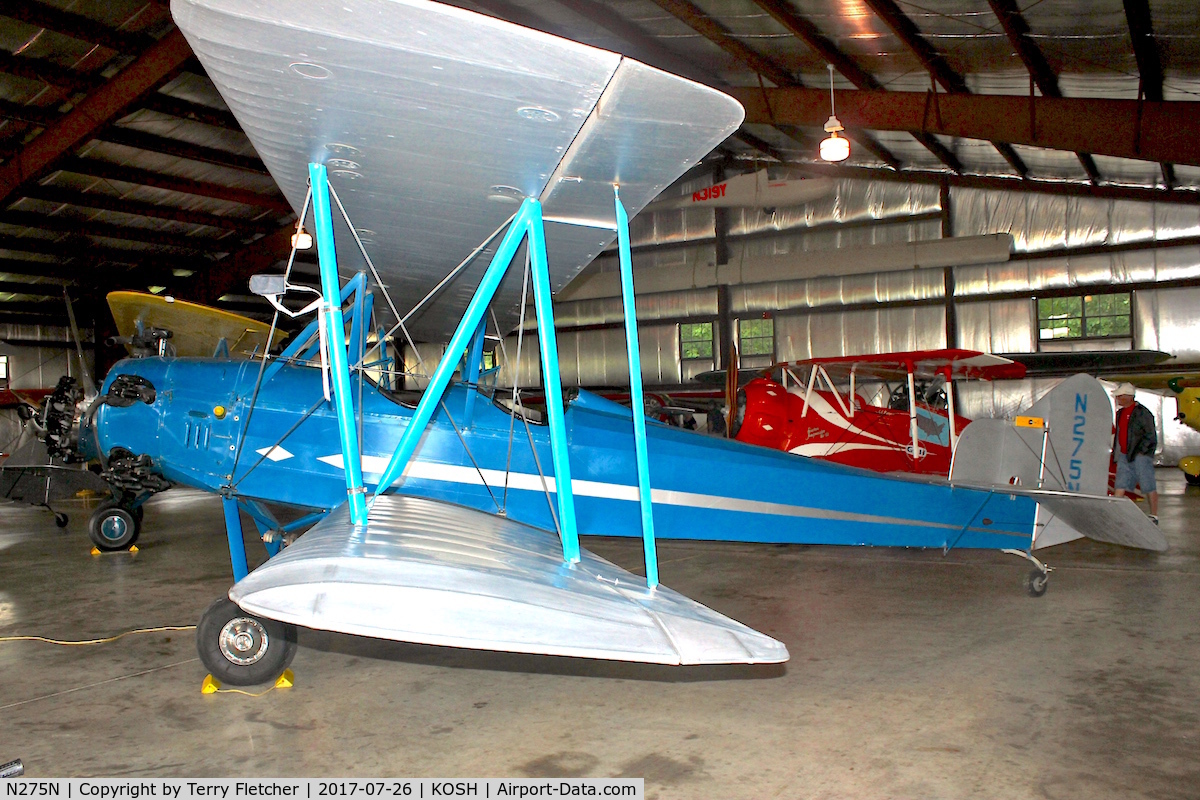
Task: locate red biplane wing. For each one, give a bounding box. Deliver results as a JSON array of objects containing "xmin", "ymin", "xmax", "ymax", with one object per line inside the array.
[{"xmin": 781, "ymin": 348, "xmax": 1026, "ymax": 382}]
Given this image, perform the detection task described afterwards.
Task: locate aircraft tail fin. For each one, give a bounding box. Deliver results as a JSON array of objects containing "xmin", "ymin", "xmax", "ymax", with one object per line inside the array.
[
  {"xmin": 950, "ymin": 375, "xmax": 1161, "ymax": 551},
  {"xmin": 951, "ymin": 374, "xmax": 1113, "ymax": 495}
]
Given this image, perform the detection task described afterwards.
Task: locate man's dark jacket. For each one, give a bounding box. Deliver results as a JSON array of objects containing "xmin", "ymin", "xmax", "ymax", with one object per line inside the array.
[{"xmin": 1114, "ymin": 402, "xmax": 1157, "ymax": 462}]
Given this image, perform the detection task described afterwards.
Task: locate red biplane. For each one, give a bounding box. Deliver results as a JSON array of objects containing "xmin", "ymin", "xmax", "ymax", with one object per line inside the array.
[{"xmin": 733, "ymin": 349, "xmax": 1027, "ymax": 476}]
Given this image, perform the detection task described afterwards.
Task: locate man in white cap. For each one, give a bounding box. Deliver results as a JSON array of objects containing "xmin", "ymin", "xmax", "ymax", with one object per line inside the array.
[{"xmin": 1112, "ymin": 383, "xmax": 1158, "ymax": 522}]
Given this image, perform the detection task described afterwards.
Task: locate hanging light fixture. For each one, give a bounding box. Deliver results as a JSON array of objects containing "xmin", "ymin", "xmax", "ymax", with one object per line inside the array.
[
  {"xmin": 820, "ymin": 64, "xmax": 850, "ymax": 163},
  {"xmin": 291, "ymin": 221, "xmax": 313, "ymax": 250}
]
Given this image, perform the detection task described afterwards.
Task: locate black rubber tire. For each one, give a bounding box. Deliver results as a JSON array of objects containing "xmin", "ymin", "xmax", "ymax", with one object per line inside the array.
[
  {"xmin": 196, "ymin": 597, "xmax": 297, "ymax": 686},
  {"xmin": 54, "ymin": 513, "xmax": 69, "ymax": 528},
  {"xmin": 1186, "ymin": 473, "xmax": 1200, "ymax": 487},
  {"xmin": 88, "ymin": 504, "xmax": 139, "ymax": 551},
  {"xmin": 1025, "ymin": 569, "xmax": 1049, "ymax": 598}
]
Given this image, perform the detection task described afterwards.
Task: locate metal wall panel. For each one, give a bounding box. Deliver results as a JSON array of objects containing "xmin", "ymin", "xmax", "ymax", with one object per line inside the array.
[
  {"xmin": 955, "ymin": 246, "xmax": 1200, "ymax": 298},
  {"xmin": 728, "ymin": 179, "xmax": 940, "ymax": 237},
  {"xmin": 733, "ymin": 266, "xmax": 945, "ymax": 314},
  {"xmin": 0, "ymin": 325, "xmax": 92, "ymax": 391},
  {"xmin": 1160, "ymin": 396, "xmax": 1200, "ymax": 467},
  {"xmin": 595, "ymin": 217, "xmax": 943, "ymax": 279},
  {"xmin": 1133, "ymin": 286, "xmax": 1200, "ymax": 362},
  {"xmin": 955, "ymin": 378, "xmax": 1063, "ymax": 426},
  {"xmin": 956, "ymin": 300, "xmax": 1037, "ymax": 354},
  {"xmin": 1152, "ymin": 246, "xmax": 1200, "ymax": 281},
  {"xmin": 626, "ymin": 177, "xmax": 942, "ymax": 249},
  {"xmin": 954, "ymin": 187, "xmax": 1200, "ymax": 253},
  {"xmin": 774, "ymin": 305, "xmax": 946, "ymax": 361},
  {"xmin": 492, "ymin": 323, "xmax": 682, "ymax": 389},
  {"xmin": 547, "ymin": 288, "xmax": 717, "ymax": 328}
]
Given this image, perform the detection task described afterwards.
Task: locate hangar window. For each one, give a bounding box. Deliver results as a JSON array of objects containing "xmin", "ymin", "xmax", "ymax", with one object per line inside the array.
[
  {"xmin": 680, "ymin": 322, "xmax": 714, "ymax": 360},
  {"xmin": 0, "ymin": 355, "xmax": 7, "ymax": 385},
  {"xmin": 1038, "ymin": 292, "xmax": 1131, "ymax": 340},
  {"xmin": 738, "ymin": 318, "xmax": 774, "ymax": 359}
]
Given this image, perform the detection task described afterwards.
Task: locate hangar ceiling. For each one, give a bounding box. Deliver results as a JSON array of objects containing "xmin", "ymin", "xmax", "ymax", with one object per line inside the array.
[{"xmin": 0, "ymin": 0, "xmax": 1198, "ymax": 331}]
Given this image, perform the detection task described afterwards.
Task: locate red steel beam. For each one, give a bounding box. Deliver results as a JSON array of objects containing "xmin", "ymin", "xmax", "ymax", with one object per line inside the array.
[
  {"xmin": 0, "ymin": 28, "xmax": 193, "ymax": 208},
  {"xmin": 645, "ymin": 0, "xmax": 904, "ymax": 168},
  {"xmin": 729, "ymin": 87, "xmax": 1200, "ymax": 168},
  {"xmin": 140, "ymin": 93, "xmax": 241, "ymax": 131}
]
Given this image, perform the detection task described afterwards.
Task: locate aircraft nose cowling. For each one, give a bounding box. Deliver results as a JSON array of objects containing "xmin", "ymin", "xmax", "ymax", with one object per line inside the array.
[
  {"xmin": 95, "ymin": 359, "xmax": 169, "ymax": 463},
  {"xmin": 96, "ymin": 358, "xmax": 253, "ymax": 490}
]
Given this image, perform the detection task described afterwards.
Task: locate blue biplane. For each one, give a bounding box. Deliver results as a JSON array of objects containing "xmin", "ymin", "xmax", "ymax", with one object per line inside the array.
[{"xmin": 78, "ymin": 0, "xmax": 1167, "ymax": 684}]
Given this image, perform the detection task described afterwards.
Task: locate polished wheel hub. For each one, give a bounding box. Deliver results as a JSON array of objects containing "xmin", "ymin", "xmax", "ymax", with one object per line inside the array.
[
  {"xmin": 100, "ymin": 515, "xmax": 127, "ymax": 541},
  {"xmin": 219, "ymin": 617, "xmax": 269, "ymax": 666}
]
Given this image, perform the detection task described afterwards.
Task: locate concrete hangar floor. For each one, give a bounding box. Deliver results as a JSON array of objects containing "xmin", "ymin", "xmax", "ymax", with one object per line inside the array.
[{"xmin": 0, "ymin": 474, "xmax": 1197, "ymax": 798}]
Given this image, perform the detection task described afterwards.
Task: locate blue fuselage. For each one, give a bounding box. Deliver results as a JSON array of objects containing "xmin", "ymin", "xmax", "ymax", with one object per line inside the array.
[{"xmin": 95, "ymin": 358, "xmax": 1038, "ymax": 551}]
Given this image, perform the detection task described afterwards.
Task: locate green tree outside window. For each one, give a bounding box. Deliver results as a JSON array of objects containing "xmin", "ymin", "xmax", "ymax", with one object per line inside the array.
[
  {"xmin": 680, "ymin": 322, "xmax": 714, "ymax": 360},
  {"xmin": 738, "ymin": 318, "xmax": 774, "ymax": 357}
]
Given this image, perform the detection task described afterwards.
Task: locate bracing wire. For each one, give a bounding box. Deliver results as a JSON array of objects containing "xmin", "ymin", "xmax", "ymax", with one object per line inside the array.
[
  {"xmin": 378, "ymin": 212, "xmax": 518, "ymax": 352},
  {"xmin": 501, "ymin": 250, "xmax": 533, "ymax": 512},
  {"xmin": 326, "ymin": 184, "xmax": 427, "ymax": 378},
  {"xmin": 232, "ymin": 396, "xmax": 326, "ymax": 489},
  {"xmin": 438, "ymin": 401, "xmax": 501, "ymax": 512},
  {"xmin": 226, "ymin": 187, "xmax": 312, "ymax": 488}
]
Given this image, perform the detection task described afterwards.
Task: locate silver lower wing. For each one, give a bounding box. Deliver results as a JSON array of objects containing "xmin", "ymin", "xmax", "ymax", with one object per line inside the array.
[{"xmin": 231, "ymin": 495, "xmax": 788, "ymax": 665}]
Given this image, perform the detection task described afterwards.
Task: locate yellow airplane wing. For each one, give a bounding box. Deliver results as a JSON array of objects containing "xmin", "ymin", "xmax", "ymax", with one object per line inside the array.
[{"xmin": 107, "ymin": 292, "xmax": 286, "ymax": 359}]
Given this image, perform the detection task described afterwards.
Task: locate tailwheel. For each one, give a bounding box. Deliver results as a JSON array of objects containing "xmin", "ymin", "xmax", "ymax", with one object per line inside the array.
[
  {"xmin": 1025, "ymin": 569, "xmax": 1049, "ymax": 598},
  {"xmin": 54, "ymin": 513, "xmax": 69, "ymax": 528},
  {"xmin": 88, "ymin": 503, "xmax": 140, "ymax": 551},
  {"xmin": 197, "ymin": 597, "xmax": 297, "ymax": 686}
]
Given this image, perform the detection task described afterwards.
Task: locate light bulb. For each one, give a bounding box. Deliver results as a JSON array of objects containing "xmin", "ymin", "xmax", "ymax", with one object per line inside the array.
[{"xmin": 820, "ymin": 133, "xmax": 850, "ymax": 162}]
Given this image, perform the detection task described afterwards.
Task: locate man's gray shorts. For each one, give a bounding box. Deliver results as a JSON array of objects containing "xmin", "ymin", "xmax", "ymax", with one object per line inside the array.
[{"xmin": 1116, "ymin": 453, "xmax": 1157, "ymax": 493}]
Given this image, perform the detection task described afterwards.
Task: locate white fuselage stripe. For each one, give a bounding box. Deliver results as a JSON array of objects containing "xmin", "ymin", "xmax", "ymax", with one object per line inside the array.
[{"xmin": 318, "ymin": 454, "xmax": 1027, "ymax": 536}]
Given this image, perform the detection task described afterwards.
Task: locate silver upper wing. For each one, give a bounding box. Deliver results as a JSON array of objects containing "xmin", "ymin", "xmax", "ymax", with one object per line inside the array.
[{"xmin": 172, "ymin": 0, "xmax": 744, "ymax": 340}]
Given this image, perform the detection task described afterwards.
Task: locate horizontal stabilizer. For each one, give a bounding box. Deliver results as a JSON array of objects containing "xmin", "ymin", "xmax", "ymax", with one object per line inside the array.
[
  {"xmin": 1031, "ymin": 491, "xmax": 1168, "ymax": 552},
  {"xmin": 231, "ymin": 495, "xmax": 788, "ymax": 666}
]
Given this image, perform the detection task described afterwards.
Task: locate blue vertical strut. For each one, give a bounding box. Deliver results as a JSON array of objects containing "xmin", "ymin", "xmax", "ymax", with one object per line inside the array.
[
  {"xmin": 373, "ymin": 199, "xmax": 534, "ymax": 501},
  {"xmin": 372, "ymin": 197, "xmax": 579, "ymax": 563},
  {"xmin": 525, "ymin": 201, "xmax": 579, "ymax": 561},
  {"xmin": 614, "ymin": 188, "xmax": 658, "ymax": 587},
  {"xmin": 222, "ymin": 496, "xmax": 250, "ymax": 582},
  {"xmin": 309, "ymin": 162, "xmax": 368, "ymax": 526}
]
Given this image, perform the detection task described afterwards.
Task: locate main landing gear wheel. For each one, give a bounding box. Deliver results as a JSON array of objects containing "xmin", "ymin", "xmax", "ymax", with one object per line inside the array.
[
  {"xmin": 1025, "ymin": 569, "xmax": 1049, "ymax": 598},
  {"xmin": 88, "ymin": 503, "xmax": 140, "ymax": 551},
  {"xmin": 197, "ymin": 598, "xmax": 297, "ymax": 686}
]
